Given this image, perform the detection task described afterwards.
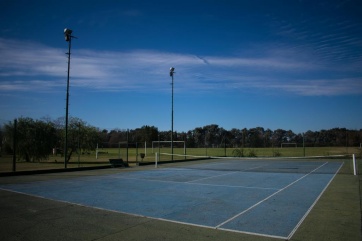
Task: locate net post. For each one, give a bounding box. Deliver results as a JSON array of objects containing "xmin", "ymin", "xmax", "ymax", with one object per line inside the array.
[
  {"xmin": 12, "ymin": 119, "xmax": 17, "ymax": 172},
  {"xmin": 145, "ymin": 141, "xmax": 147, "ymax": 156},
  {"xmin": 96, "ymin": 143, "xmax": 98, "ymax": 159},
  {"xmin": 353, "ymin": 154, "xmax": 357, "ymax": 175},
  {"xmin": 155, "ymin": 152, "xmax": 158, "ymax": 168},
  {"xmin": 184, "ymin": 142, "xmax": 186, "ymax": 160}
]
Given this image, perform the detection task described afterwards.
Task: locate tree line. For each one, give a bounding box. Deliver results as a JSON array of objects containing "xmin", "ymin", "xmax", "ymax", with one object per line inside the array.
[
  {"xmin": 104, "ymin": 124, "xmax": 361, "ymax": 148},
  {"xmin": 1, "ymin": 117, "xmax": 98, "ymax": 162},
  {"xmin": 1, "ymin": 117, "xmax": 361, "ymax": 162}
]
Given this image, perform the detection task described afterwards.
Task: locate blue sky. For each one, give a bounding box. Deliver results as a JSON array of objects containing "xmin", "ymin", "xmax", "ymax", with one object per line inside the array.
[{"xmin": 1, "ymin": 0, "xmax": 361, "ymax": 133}]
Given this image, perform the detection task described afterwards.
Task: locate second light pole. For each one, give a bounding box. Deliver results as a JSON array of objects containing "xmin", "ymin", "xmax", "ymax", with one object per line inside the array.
[
  {"xmin": 169, "ymin": 67, "xmax": 175, "ymax": 161},
  {"xmin": 64, "ymin": 28, "xmax": 75, "ymax": 168}
]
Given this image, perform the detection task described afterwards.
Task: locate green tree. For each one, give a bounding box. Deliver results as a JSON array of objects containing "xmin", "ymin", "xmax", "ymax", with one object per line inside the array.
[
  {"xmin": 185, "ymin": 130, "xmax": 196, "ymax": 147},
  {"xmin": 132, "ymin": 125, "xmax": 158, "ymax": 145},
  {"xmin": 4, "ymin": 118, "xmax": 57, "ymax": 162},
  {"xmin": 54, "ymin": 117, "xmax": 100, "ymax": 163},
  {"xmin": 248, "ymin": 127, "xmax": 264, "ymax": 148}
]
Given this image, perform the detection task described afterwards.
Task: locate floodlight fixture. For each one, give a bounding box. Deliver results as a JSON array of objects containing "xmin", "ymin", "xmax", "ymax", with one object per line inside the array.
[
  {"xmin": 64, "ymin": 28, "xmax": 73, "ymax": 41},
  {"xmin": 170, "ymin": 67, "xmax": 175, "ymax": 77}
]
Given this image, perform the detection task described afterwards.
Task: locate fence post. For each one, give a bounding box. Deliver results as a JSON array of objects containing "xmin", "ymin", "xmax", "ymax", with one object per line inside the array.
[
  {"xmin": 12, "ymin": 119, "xmax": 17, "ymax": 172},
  {"xmin": 353, "ymin": 154, "xmax": 357, "ymax": 175},
  {"xmin": 155, "ymin": 152, "xmax": 158, "ymax": 168}
]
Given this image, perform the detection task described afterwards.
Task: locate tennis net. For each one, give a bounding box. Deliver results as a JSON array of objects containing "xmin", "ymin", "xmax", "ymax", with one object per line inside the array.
[{"xmin": 156, "ymin": 153, "xmax": 357, "ymax": 175}]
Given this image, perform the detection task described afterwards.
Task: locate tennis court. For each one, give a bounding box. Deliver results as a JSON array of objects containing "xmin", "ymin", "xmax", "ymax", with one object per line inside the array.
[{"xmin": 0, "ymin": 158, "xmax": 344, "ymax": 240}]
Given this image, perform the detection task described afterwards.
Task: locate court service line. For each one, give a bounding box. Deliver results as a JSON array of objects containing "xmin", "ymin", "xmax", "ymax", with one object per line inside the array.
[
  {"xmin": 215, "ymin": 162, "xmax": 329, "ymax": 228},
  {"xmin": 242, "ymin": 164, "xmax": 270, "ymax": 171},
  {"xmin": 183, "ymin": 162, "xmax": 270, "ymax": 183},
  {"xmin": 111, "ymin": 175, "xmax": 279, "ymax": 190},
  {"xmin": 186, "ymin": 170, "xmax": 239, "ymax": 183}
]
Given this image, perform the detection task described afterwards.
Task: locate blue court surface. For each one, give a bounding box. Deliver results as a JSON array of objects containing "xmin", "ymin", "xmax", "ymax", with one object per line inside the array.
[{"xmin": 0, "ymin": 159, "xmax": 343, "ymax": 240}]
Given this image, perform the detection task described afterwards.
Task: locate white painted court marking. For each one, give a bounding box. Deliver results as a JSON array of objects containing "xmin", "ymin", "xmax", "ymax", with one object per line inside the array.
[
  {"xmin": 215, "ymin": 162, "xmax": 328, "ymax": 228},
  {"xmin": 186, "ymin": 170, "xmax": 239, "ymax": 183},
  {"xmin": 111, "ymin": 174, "xmax": 279, "ymax": 190},
  {"xmin": 286, "ymin": 162, "xmax": 344, "ymax": 240}
]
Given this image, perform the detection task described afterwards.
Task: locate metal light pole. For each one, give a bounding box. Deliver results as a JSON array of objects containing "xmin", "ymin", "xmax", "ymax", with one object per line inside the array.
[
  {"xmin": 169, "ymin": 67, "xmax": 175, "ymax": 161},
  {"xmin": 64, "ymin": 28, "xmax": 75, "ymax": 168}
]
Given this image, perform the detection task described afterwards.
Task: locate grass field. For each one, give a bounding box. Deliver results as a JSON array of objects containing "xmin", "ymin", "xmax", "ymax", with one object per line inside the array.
[{"xmin": 0, "ymin": 146, "xmax": 361, "ymax": 173}]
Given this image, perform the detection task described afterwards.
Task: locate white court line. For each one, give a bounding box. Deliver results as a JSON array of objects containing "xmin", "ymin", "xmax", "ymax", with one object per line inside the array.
[
  {"xmin": 286, "ymin": 162, "xmax": 344, "ymax": 240},
  {"xmin": 186, "ymin": 170, "xmax": 239, "ymax": 183},
  {"xmin": 183, "ymin": 162, "xmax": 270, "ymax": 183},
  {"xmin": 242, "ymin": 164, "xmax": 270, "ymax": 171},
  {"xmin": 217, "ymin": 226, "xmax": 288, "ymax": 240},
  {"xmin": 111, "ymin": 175, "xmax": 279, "ymax": 190},
  {"xmin": 215, "ymin": 162, "xmax": 329, "ymax": 228}
]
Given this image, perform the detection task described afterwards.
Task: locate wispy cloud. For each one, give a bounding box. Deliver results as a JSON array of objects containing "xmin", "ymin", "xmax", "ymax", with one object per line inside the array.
[
  {"xmin": 261, "ymin": 78, "xmax": 362, "ymax": 96},
  {"xmin": 270, "ymin": 7, "xmax": 362, "ymax": 68},
  {"xmin": 0, "ymin": 38, "xmax": 361, "ymax": 96}
]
